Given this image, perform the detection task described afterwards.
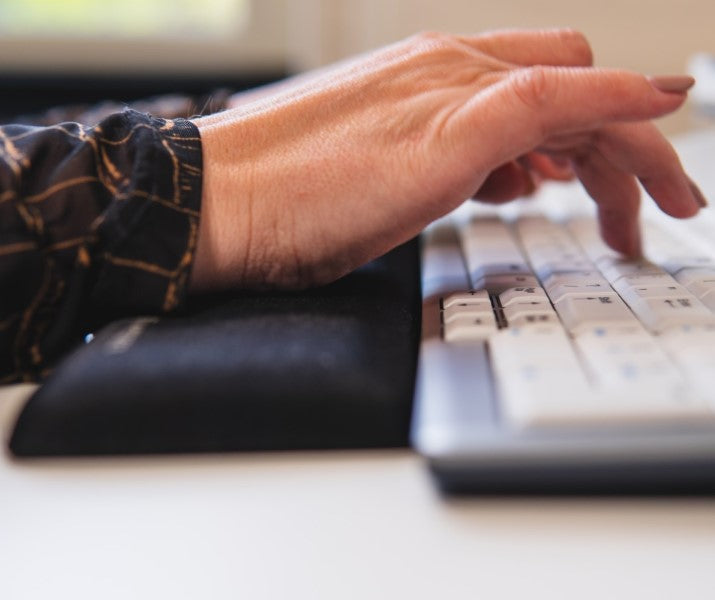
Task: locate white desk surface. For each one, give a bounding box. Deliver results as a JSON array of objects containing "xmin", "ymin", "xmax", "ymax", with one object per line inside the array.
[{"xmin": 3, "ymin": 130, "xmax": 715, "ymax": 600}]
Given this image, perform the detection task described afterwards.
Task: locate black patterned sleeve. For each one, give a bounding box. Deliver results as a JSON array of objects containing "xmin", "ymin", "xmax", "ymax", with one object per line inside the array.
[{"xmin": 0, "ymin": 109, "xmax": 203, "ymax": 382}]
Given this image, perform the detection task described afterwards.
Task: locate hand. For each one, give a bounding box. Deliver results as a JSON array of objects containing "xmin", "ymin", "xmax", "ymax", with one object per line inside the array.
[{"xmin": 190, "ymin": 29, "xmax": 703, "ymax": 291}]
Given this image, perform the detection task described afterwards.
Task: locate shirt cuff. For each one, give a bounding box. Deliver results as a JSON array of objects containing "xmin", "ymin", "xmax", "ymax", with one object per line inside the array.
[{"xmin": 86, "ymin": 110, "xmax": 203, "ymax": 320}]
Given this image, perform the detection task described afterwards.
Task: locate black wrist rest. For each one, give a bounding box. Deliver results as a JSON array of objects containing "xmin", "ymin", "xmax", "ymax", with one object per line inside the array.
[{"xmin": 10, "ymin": 239, "xmax": 421, "ymax": 456}]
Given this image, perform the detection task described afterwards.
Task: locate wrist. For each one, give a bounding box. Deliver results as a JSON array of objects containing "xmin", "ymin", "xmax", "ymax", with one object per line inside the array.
[{"xmin": 189, "ymin": 115, "xmax": 256, "ymax": 291}]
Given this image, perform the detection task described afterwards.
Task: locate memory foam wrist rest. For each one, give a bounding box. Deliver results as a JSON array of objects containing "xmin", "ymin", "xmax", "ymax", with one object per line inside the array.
[{"xmin": 9, "ymin": 240, "xmax": 420, "ymax": 456}]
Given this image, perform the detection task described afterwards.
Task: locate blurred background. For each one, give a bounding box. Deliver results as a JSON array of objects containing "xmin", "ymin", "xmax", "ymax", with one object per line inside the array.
[{"xmin": 1, "ymin": 0, "xmax": 714, "ymax": 132}]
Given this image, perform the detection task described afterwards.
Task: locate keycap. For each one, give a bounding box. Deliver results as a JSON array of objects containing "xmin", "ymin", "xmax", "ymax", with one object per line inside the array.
[
  {"xmin": 472, "ymin": 274, "xmax": 540, "ymax": 293},
  {"xmin": 492, "ymin": 324, "xmax": 712, "ymax": 426},
  {"xmin": 546, "ymin": 277, "xmax": 613, "ymax": 303},
  {"xmin": 574, "ymin": 326, "xmax": 683, "ymax": 390},
  {"xmin": 674, "ymin": 267, "xmax": 715, "ymax": 287},
  {"xmin": 566, "ymin": 218, "xmax": 620, "ymax": 262},
  {"xmin": 659, "ymin": 325, "xmax": 715, "ymax": 401},
  {"xmin": 499, "ymin": 286, "xmax": 548, "ymax": 306},
  {"xmin": 533, "ymin": 259, "xmax": 596, "ymax": 281},
  {"xmin": 443, "ymin": 303, "xmax": 494, "ymax": 323},
  {"xmin": 544, "ymin": 270, "xmax": 609, "ymax": 290},
  {"xmin": 443, "ymin": 312, "xmax": 498, "ymax": 342},
  {"xmin": 660, "ymin": 256, "xmax": 715, "ymax": 275},
  {"xmin": 597, "ymin": 257, "xmax": 667, "ymax": 283},
  {"xmin": 489, "ymin": 326, "xmax": 594, "ymax": 426},
  {"xmin": 673, "ymin": 268, "xmax": 715, "ymax": 311},
  {"xmin": 616, "ymin": 283, "xmax": 691, "ymax": 304},
  {"xmin": 611, "ymin": 272, "xmax": 679, "ymax": 289},
  {"xmin": 627, "ymin": 296, "xmax": 715, "ymax": 333},
  {"xmin": 553, "ymin": 294, "xmax": 639, "ymax": 334},
  {"xmin": 507, "ymin": 312, "xmax": 561, "ymax": 328},
  {"xmin": 421, "ymin": 224, "xmax": 469, "ymax": 298},
  {"xmin": 442, "ymin": 290, "xmax": 491, "ymax": 309},
  {"xmin": 469, "ymin": 262, "xmax": 532, "ymax": 281},
  {"xmin": 502, "ymin": 300, "xmax": 554, "ymax": 323}
]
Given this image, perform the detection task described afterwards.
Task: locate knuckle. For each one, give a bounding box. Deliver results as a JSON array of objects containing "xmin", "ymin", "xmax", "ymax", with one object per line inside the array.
[
  {"xmin": 412, "ymin": 30, "xmax": 449, "ymax": 44},
  {"xmin": 511, "ymin": 66, "xmax": 554, "ymax": 110},
  {"xmin": 408, "ymin": 30, "xmax": 460, "ymax": 55}
]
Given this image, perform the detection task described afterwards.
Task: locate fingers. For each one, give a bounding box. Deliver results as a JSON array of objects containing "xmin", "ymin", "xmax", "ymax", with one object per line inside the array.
[
  {"xmin": 462, "ymin": 28, "xmax": 593, "ymax": 67},
  {"xmin": 453, "ymin": 66, "xmax": 692, "ymax": 172},
  {"xmin": 578, "ymin": 121, "xmax": 700, "ymax": 218},
  {"xmin": 521, "ymin": 152, "xmax": 574, "ymax": 181},
  {"xmin": 572, "ymin": 150, "xmax": 643, "ymax": 256},
  {"xmin": 449, "ymin": 66, "xmax": 698, "ymax": 256},
  {"xmin": 473, "ymin": 161, "xmax": 535, "ymax": 203},
  {"xmin": 553, "ymin": 121, "xmax": 704, "ymax": 256}
]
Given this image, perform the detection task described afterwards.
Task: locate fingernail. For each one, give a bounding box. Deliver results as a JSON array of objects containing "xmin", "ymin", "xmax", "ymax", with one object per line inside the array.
[
  {"xmin": 689, "ymin": 180, "xmax": 709, "ymax": 208},
  {"xmin": 649, "ymin": 75, "xmax": 695, "ymax": 93}
]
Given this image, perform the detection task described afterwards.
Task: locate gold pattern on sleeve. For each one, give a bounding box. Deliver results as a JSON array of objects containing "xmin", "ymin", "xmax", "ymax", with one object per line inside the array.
[
  {"xmin": 0, "ymin": 111, "xmax": 203, "ymax": 381},
  {"xmin": 25, "ymin": 176, "xmax": 101, "ymax": 204},
  {"xmin": 0, "ymin": 241, "xmax": 36, "ymax": 257},
  {"xmin": 0, "ymin": 128, "xmax": 30, "ymax": 179}
]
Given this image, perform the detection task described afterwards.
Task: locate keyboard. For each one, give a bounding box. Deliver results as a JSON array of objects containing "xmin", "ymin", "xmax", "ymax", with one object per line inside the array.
[{"xmin": 411, "ymin": 182, "xmax": 715, "ymax": 493}]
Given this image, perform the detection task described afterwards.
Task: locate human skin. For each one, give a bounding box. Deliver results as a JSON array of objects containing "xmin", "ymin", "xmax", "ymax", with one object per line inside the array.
[{"xmin": 189, "ymin": 29, "xmax": 703, "ymax": 291}]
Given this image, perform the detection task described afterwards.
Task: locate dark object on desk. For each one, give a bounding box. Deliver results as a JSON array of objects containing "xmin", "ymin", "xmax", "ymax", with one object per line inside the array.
[{"xmin": 10, "ymin": 240, "xmax": 420, "ymax": 456}]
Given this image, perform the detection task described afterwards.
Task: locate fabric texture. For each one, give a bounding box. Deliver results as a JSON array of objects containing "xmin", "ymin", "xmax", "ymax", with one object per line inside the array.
[{"xmin": 0, "ymin": 110, "xmax": 203, "ymax": 382}]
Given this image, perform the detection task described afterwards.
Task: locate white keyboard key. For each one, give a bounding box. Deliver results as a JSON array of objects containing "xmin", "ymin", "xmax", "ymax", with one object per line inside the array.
[
  {"xmin": 627, "ymin": 296, "xmax": 715, "ymax": 333},
  {"xmin": 443, "ymin": 302, "xmax": 494, "ymax": 323},
  {"xmin": 683, "ymin": 280, "xmax": 715, "ymax": 312},
  {"xmin": 507, "ymin": 312, "xmax": 562, "ymax": 328},
  {"xmin": 673, "ymin": 267, "xmax": 715, "ymax": 287},
  {"xmin": 660, "ymin": 256, "xmax": 715, "ymax": 275},
  {"xmin": 489, "ymin": 326, "xmax": 594, "ymax": 426},
  {"xmin": 461, "ymin": 220, "xmax": 524, "ymax": 265},
  {"xmin": 442, "ymin": 290, "xmax": 491, "ymax": 309},
  {"xmin": 515, "ymin": 215, "xmax": 559, "ymax": 233},
  {"xmin": 660, "ymin": 325, "xmax": 715, "ymax": 401},
  {"xmin": 574, "ymin": 327, "xmax": 683, "ymax": 390},
  {"xmin": 422, "ymin": 275, "xmax": 469, "ymax": 301},
  {"xmin": 517, "ymin": 227, "xmax": 577, "ymax": 249},
  {"xmin": 492, "ymin": 324, "xmax": 712, "ymax": 427},
  {"xmin": 617, "ymin": 283, "xmax": 691, "ymax": 304},
  {"xmin": 673, "ymin": 269, "xmax": 715, "ymax": 311},
  {"xmin": 472, "ymin": 274, "xmax": 539, "ymax": 293},
  {"xmin": 524, "ymin": 244, "xmax": 588, "ymax": 264},
  {"xmin": 490, "ymin": 324, "xmax": 581, "ymax": 370},
  {"xmin": 468, "ymin": 262, "xmax": 532, "ymax": 282},
  {"xmin": 546, "ymin": 279, "xmax": 613, "ymax": 303},
  {"xmin": 554, "ymin": 293, "xmax": 639, "ymax": 334},
  {"xmin": 443, "ymin": 313, "xmax": 497, "ymax": 342},
  {"xmin": 611, "ymin": 272, "xmax": 678, "ymax": 290},
  {"xmin": 502, "ymin": 299, "xmax": 554, "ymax": 323},
  {"xmin": 515, "ymin": 223, "xmax": 595, "ymax": 279},
  {"xmin": 421, "ymin": 225, "xmax": 469, "ymax": 298},
  {"xmin": 641, "ymin": 223, "xmax": 688, "ymax": 261},
  {"xmin": 499, "ymin": 286, "xmax": 548, "ymax": 306},
  {"xmin": 533, "ymin": 259, "xmax": 596, "ymax": 281},
  {"xmin": 597, "ymin": 257, "xmax": 667, "ymax": 283},
  {"xmin": 567, "ymin": 217, "xmax": 621, "ymax": 262},
  {"xmin": 543, "ymin": 270, "xmax": 609, "ymax": 289}
]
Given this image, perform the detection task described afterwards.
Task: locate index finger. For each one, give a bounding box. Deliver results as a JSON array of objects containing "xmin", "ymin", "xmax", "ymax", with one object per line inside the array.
[
  {"xmin": 451, "ymin": 66, "xmax": 693, "ymax": 172},
  {"xmin": 581, "ymin": 121, "xmax": 701, "ymax": 218}
]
